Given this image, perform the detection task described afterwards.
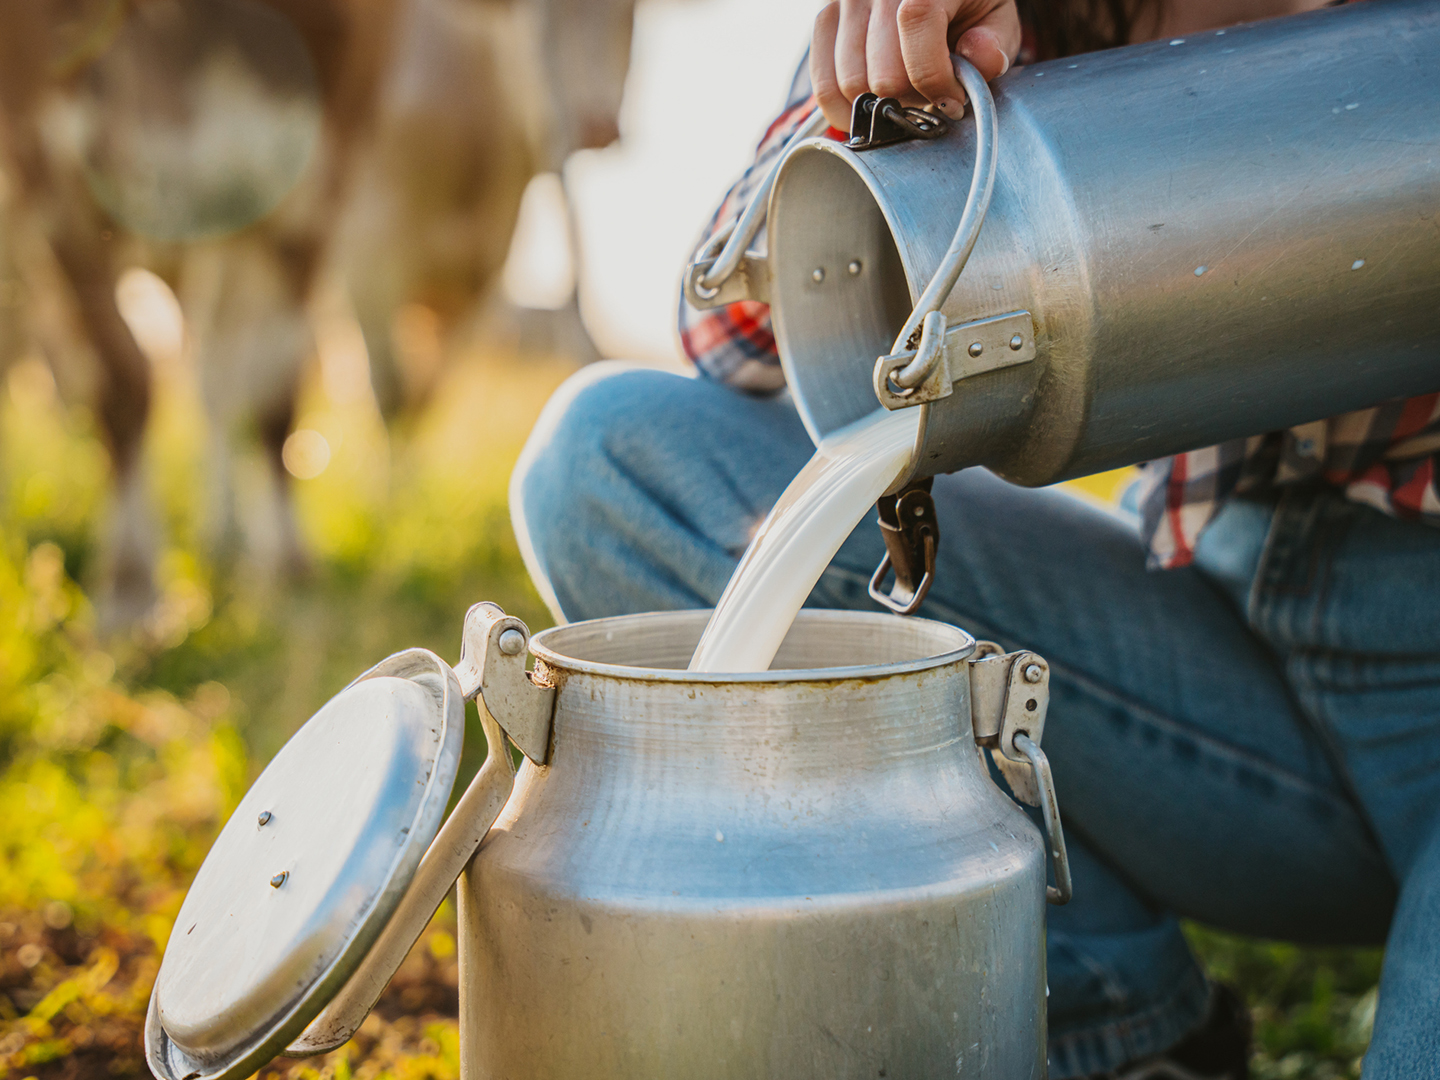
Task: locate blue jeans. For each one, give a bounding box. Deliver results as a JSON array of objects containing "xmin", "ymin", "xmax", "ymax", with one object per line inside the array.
[{"xmin": 511, "ymin": 365, "xmax": 1439, "ymax": 1078}]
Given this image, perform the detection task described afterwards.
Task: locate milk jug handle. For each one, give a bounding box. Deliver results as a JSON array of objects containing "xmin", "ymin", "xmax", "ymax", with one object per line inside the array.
[
  {"xmin": 885, "ymin": 56, "xmax": 999, "ymax": 364},
  {"xmin": 684, "ymin": 108, "xmax": 829, "ymax": 308},
  {"xmin": 285, "ymin": 605, "xmax": 555, "ymax": 1056}
]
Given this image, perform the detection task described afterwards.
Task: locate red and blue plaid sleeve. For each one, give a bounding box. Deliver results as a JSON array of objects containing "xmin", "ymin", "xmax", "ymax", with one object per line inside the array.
[{"xmin": 677, "ymin": 55, "xmax": 829, "ymax": 392}]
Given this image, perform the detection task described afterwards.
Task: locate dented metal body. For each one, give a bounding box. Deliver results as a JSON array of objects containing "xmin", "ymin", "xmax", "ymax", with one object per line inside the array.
[
  {"xmin": 457, "ymin": 609, "xmax": 1057, "ymax": 1080},
  {"xmin": 760, "ymin": 0, "xmax": 1440, "ymax": 487}
]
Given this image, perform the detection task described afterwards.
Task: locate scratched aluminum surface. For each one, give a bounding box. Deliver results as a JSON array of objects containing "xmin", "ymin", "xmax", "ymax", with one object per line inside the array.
[
  {"xmin": 459, "ymin": 609, "xmax": 1048, "ymax": 1080},
  {"xmin": 768, "ymin": 0, "xmax": 1440, "ymax": 487}
]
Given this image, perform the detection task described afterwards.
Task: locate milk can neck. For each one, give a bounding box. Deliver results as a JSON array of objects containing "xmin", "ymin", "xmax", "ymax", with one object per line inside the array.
[
  {"xmin": 528, "ymin": 610, "xmax": 978, "ymax": 778},
  {"xmin": 545, "ymin": 667, "xmax": 972, "ymax": 786}
]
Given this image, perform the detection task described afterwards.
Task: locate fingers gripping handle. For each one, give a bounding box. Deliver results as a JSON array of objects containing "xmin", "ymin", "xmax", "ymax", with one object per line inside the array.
[{"xmin": 286, "ymin": 605, "xmax": 555, "ymax": 1056}]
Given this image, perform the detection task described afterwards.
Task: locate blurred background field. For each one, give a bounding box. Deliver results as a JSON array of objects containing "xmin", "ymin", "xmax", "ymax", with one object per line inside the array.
[
  {"xmin": 0, "ymin": 0, "xmax": 1386, "ymax": 1077},
  {"xmin": 0, "ymin": 337, "xmax": 565, "ymax": 1080}
]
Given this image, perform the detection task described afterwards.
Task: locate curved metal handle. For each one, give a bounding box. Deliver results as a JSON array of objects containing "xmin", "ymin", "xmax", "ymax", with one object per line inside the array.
[
  {"xmin": 970, "ymin": 650, "xmax": 1071, "ymax": 903},
  {"xmin": 874, "ymin": 56, "xmax": 1000, "ymax": 403},
  {"xmin": 867, "ymin": 481, "xmax": 938, "ymax": 614},
  {"xmin": 285, "ymin": 605, "xmax": 552, "ymax": 1056},
  {"xmin": 1012, "ymin": 733, "xmax": 1072, "ymax": 905},
  {"xmin": 684, "ymin": 109, "xmax": 829, "ymax": 308},
  {"xmin": 868, "ymin": 548, "xmax": 934, "ymax": 614}
]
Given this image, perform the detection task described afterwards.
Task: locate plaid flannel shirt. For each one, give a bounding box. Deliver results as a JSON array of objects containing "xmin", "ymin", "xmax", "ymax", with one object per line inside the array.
[{"xmin": 677, "ymin": 51, "xmax": 1440, "ymax": 569}]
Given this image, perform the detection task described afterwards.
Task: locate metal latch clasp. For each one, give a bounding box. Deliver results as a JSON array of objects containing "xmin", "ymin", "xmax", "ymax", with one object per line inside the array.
[
  {"xmin": 969, "ymin": 647, "xmax": 1072, "ymax": 905},
  {"xmin": 846, "ymin": 92, "xmax": 948, "ymax": 150},
  {"xmin": 868, "ymin": 480, "xmax": 938, "ymax": 615},
  {"xmin": 453, "ymin": 602, "xmax": 555, "ymax": 765}
]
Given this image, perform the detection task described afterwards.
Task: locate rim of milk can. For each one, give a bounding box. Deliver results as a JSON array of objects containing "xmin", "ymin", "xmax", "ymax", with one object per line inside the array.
[{"xmin": 529, "ymin": 608, "xmax": 977, "ymax": 683}]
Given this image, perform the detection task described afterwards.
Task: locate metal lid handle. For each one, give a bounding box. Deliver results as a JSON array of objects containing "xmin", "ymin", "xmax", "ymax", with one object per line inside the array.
[{"xmin": 285, "ymin": 604, "xmax": 555, "ymax": 1056}]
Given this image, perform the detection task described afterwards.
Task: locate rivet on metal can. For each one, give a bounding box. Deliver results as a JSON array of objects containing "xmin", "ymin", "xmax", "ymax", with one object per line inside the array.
[
  {"xmin": 1009, "ymin": 333, "xmax": 1025, "ymax": 350},
  {"xmin": 1023, "ymin": 663, "xmax": 1044, "ymax": 683},
  {"xmin": 848, "ymin": 260, "xmax": 862, "ymax": 275},
  {"xmin": 968, "ymin": 341, "xmax": 984, "ymax": 357},
  {"xmin": 270, "ymin": 871, "xmax": 288, "ymax": 889},
  {"xmin": 257, "ymin": 810, "xmax": 273, "ymax": 827},
  {"xmin": 498, "ymin": 628, "xmax": 526, "ymax": 656},
  {"xmin": 812, "ymin": 267, "xmax": 826, "ymax": 283}
]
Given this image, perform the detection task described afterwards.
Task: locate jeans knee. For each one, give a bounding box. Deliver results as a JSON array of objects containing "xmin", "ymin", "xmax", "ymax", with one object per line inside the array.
[
  {"xmin": 510, "ymin": 364, "xmax": 693, "ymax": 616},
  {"xmin": 516, "ymin": 362, "xmax": 680, "ymax": 511}
]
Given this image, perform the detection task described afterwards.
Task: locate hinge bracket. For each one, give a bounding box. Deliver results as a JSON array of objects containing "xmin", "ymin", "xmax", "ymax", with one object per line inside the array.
[
  {"xmin": 454, "ymin": 602, "xmax": 556, "ymax": 765},
  {"xmin": 847, "ymin": 93, "xmax": 948, "ymax": 150}
]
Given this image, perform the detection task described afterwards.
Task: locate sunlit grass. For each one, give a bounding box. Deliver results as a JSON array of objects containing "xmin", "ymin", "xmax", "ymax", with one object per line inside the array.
[
  {"xmin": 0, "ymin": 337, "xmax": 568, "ymax": 1077},
  {"xmin": 0, "ymin": 536, "xmax": 246, "ymax": 1075}
]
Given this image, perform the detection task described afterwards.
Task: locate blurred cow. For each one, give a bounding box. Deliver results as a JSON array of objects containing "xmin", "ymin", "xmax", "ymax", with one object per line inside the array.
[
  {"xmin": 342, "ymin": 0, "xmax": 629, "ymax": 416},
  {"xmin": 0, "ymin": 0, "xmax": 639, "ymax": 626},
  {"xmin": 0, "ymin": 0, "xmax": 400, "ymax": 622}
]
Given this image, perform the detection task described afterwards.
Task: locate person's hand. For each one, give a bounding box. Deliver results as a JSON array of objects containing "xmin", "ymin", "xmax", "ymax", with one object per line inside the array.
[{"xmin": 811, "ymin": 0, "xmax": 1021, "ymax": 129}]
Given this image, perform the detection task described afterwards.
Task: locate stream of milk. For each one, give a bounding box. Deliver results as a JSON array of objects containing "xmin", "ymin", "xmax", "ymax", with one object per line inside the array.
[{"xmin": 688, "ymin": 408, "xmax": 921, "ymax": 673}]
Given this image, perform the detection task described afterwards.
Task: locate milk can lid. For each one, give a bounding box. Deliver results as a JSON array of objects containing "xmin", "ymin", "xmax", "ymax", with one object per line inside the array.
[{"xmin": 144, "ymin": 648, "xmax": 465, "ymax": 1080}]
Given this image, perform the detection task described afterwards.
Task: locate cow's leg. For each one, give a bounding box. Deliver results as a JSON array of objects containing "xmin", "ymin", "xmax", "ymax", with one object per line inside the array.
[
  {"xmin": 225, "ymin": 0, "xmax": 401, "ymax": 535},
  {"xmin": 544, "ymin": 171, "xmax": 602, "ymax": 365},
  {"xmin": 43, "ymin": 224, "xmax": 159, "ymax": 623},
  {"xmin": 255, "ymin": 371, "xmax": 307, "ymax": 578},
  {"xmin": 258, "ymin": 233, "xmax": 313, "ymax": 580},
  {"xmin": 0, "ymin": 0, "xmax": 161, "ymax": 622},
  {"xmin": 343, "ymin": 0, "xmax": 605, "ymax": 412},
  {"xmin": 0, "ymin": 173, "xmax": 26, "ymax": 377},
  {"xmin": 183, "ymin": 235, "xmax": 312, "ymax": 577},
  {"xmin": 338, "ymin": 164, "xmax": 410, "ymax": 419}
]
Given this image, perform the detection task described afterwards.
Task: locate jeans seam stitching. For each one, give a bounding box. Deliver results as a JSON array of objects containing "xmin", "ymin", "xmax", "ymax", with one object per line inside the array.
[
  {"xmin": 1046, "ymin": 965, "xmax": 1211, "ymax": 1079},
  {"xmin": 1049, "ymin": 659, "xmax": 1356, "ymax": 807}
]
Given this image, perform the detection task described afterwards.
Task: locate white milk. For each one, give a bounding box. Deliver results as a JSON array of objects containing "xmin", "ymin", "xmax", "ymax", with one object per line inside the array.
[{"xmin": 688, "ymin": 408, "xmax": 921, "ymax": 673}]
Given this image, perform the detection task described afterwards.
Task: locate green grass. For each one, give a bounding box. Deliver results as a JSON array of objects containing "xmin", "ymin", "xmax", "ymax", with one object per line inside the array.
[
  {"xmin": 1187, "ymin": 926, "xmax": 1380, "ymax": 1080},
  {"xmin": 0, "ymin": 345, "xmax": 564, "ymax": 1079},
  {"xmin": 0, "ymin": 345, "xmax": 1384, "ymax": 1079}
]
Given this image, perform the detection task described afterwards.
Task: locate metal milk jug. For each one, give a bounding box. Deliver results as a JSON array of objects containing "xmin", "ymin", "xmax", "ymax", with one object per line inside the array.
[
  {"xmin": 687, "ymin": 0, "xmax": 1440, "ymax": 491},
  {"xmin": 145, "ymin": 603, "xmax": 1072, "ymax": 1080}
]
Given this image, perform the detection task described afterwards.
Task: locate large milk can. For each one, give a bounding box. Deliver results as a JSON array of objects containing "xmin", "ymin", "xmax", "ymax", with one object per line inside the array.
[
  {"xmin": 687, "ymin": 0, "xmax": 1440, "ymax": 490},
  {"xmin": 145, "ymin": 603, "xmax": 1072, "ymax": 1080}
]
